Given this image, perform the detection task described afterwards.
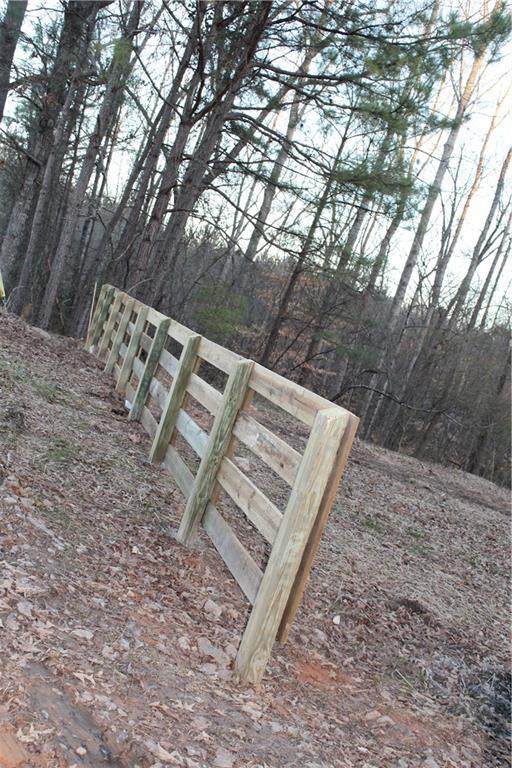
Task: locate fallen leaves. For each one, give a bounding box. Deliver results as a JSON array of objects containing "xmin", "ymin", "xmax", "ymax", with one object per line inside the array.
[
  {"xmin": 213, "ymin": 746, "xmax": 234, "ymax": 767},
  {"xmin": 203, "ymin": 598, "xmax": 223, "ymax": 620},
  {"xmin": 197, "ymin": 637, "xmax": 230, "ymax": 666},
  {"xmin": 0, "ymin": 313, "xmax": 508, "ymax": 768},
  {"xmin": 16, "ymin": 600, "xmax": 33, "ymax": 619}
]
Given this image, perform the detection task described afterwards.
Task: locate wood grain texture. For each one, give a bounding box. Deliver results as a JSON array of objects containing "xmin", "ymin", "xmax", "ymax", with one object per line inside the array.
[
  {"xmin": 163, "ymin": 444, "xmax": 195, "ymax": 498},
  {"xmin": 187, "ymin": 372, "xmax": 222, "ymax": 414},
  {"xmin": 129, "ymin": 318, "xmax": 170, "ymax": 420},
  {"xmin": 160, "ymin": 443, "xmax": 263, "ymax": 605},
  {"xmin": 131, "ymin": 356, "xmax": 167, "ymax": 412},
  {"xmin": 175, "ymin": 407, "xmax": 208, "ymax": 458},
  {"xmin": 167, "ymin": 318, "xmax": 196, "ymax": 346},
  {"xmin": 125, "ymin": 381, "xmax": 135, "ymax": 405},
  {"xmin": 234, "ymin": 407, "xmax": 349, "ymax": 684},
  {"xmin": 203, "ymin": 504, "xmax": 263, "ymax": 604},
  {"xmin": 217, "ymin": 457, "xmax": 282, "ymax": 544},
  {"xmin": 88, "ymin": 285, "xmax": 361, "ymax": 685},
  {"xmin": 139, "ymin": 331, "xmax": 152, "ymax": 353},
  {"xmin": 276, "ymin": 411, "xmax": 359, "ymax": 642},
  {"xmin": 150, "ymin": 334, "xmax": 201, "ymax": 464},
  {"xmin": 250, "ymin": 363, "xmax": 340, "ymax": 426},
  {"xmin": 197, "ymin": 336, "xmax": 244, "ymax": 374},
  {"xmin": 85, "ymin": 283, "xmax": 107, "ymax": 348},
  {"xmin": 148, "ymin": 375, "xmax": 167, "ymax": 411},
  {"xmin": 159, "ymin": 347, "xmax": 180, "ymax": 378},
  {"xmin": 105, "ymin": 296, "xmax": 134, "ymax": 374},
  {"xmin": 140, "ymin": 405, "xmax": 157, "ymax": 437},
  {"xmin": 146, "ymin": 306, "xmax": 168, "ymax": 327},
  {"xmin": 116, "ymin": 305, "xmax": 148, "ymax": 393},
  {"xmin": 98, "ymin": 292, "xmax": 124, "ymax": 358},
  {"xmin": 209, "ymin": 388, "xmax": 254, "ymax": 509},
  {"xmin": 233, "ymin": 412, "xmax": 301, "ymax": 486},
  {"xmin": 88, "ymin": 285, "xmax": 114, "ymax": 351},
  {"xmin": 176, "ymin": 360, "xmax": 254, "ymax": 544}
]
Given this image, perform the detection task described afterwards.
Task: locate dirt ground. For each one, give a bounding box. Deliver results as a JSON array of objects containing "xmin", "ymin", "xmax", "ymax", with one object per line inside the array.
[{"xmin": 0, "ymin": 313, "xmax": 510, "ymax": 768}]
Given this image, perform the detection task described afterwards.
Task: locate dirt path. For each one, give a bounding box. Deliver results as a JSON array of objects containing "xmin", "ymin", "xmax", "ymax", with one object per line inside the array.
[{"xmin": 0, "ymin": 314, "xmax": 510, "ymax": 768}]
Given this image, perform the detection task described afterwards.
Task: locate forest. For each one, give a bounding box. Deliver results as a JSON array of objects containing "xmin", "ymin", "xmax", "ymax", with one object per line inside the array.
[{"xmin": 0, "ymin": 0, "xmax": 510, "ymax": 486}]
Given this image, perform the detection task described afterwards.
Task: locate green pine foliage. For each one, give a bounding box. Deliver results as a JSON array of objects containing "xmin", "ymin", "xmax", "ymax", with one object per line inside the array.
[{"xmin": 195, "ymin": 283, "xmax": 247, "ymax": 343}]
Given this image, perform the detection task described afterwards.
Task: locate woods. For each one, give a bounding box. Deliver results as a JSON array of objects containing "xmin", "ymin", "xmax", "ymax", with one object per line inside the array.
[{"xmin": 0, "ymin": 0, "xmax": 510, "ymax": 486}]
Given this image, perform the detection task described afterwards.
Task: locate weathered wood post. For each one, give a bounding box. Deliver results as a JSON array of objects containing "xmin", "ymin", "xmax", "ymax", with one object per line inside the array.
[
  {"xmin": 150, "ymin": 333, "xmax": 202, "ymax": 464},
  {"xmin": 276, "ymin": 411, "xmax": 359, "ymax": 642},
  {"xmin": 129, "ymin": 318, "xmax": 170, "ymax": 421},
  {"xmin": 105, "ymin": 296, "xmax": 135, "ymax": 374},
  {"xmin": 176, "ymin": 359, "xmax": 254, "ymax": 545},
  {"xmin": 85, "ymin": 283, "xmax": 106, "ymax": 348},
  {"xmin": 234, "ymin": 407, "xmax": 349, "ymax": 684},
  {"xmin": 116, "ymin": 305, "xmax": 148, "ymax": 394},
  {"xmin": 86, "ymin": 285, "xmax": 114, "ymax": 350},
  {"xmin": 98, "ymin": 291, "xmax": 125, "ymax": 358}
]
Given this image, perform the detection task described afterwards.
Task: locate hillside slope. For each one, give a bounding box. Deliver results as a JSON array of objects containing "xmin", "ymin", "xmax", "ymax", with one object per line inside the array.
[{"xmin": 0, "ymin": 314, "xmax": 509, "ymax": 768}]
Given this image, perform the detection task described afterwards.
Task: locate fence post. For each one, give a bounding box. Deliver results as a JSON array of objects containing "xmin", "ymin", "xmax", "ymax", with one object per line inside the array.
[
  {"xmin": 87, "ymin": 285, "xmax": 114, "ymax": 351},
  {"xmin": 276, "ymin": 411, "xmax": 359, "ymax": 643},
  {"xmin": 176, "ymin": 359, "xmax": 254, "ymax": 545},
  {"xmin": 234, "ymin": 407, "xmax": 349, "ymax": 684},
  {"xmin": 97, "ymin": 290, "xmax": 124, "ymax": 359},
  {"xmin": 116, "ymin": 305, "xmax": 148, "ymax": 394},
  {"xmin": 150, "ymin": 333, "xmax": 202, "ymax": 464},
  {"xmin": 129, "ymin": 317, "xmax": 170, "ymax": 421},
  {"xmin": 105, "ymin": 296, "xmax": 135, "ymax": 375},
  {"xmin": 85, "ymin": 282, "xmax": 98, "ymax": 345}
]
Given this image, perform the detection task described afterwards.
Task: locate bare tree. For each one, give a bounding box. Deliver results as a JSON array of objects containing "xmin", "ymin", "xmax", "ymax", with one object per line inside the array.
[{"xmin": 0, "ymin": 0, "xmax": 27, "ymax": 123}]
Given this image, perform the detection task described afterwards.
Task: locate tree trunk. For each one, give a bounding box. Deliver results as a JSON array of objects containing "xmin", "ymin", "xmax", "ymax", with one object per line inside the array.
[
  {"xmin": 37, "ymin": 1, "xmax": 144, "ymax": 328},
  {"xmin": 238, "ymin": 97, "xmax": 305, "ymax": 292},
  {"xmin": 387, "ymin": 50, "xmax": 486, "ymax": 333},
  {"xmin": 374, "ymin": 140, "xmax": 509, "ymax": 441},
  {"xmin": 258, "ymin": 133, "xmax": 348, "ymax": 367},
  {"xmin": 0, "ymin": 0, "xmax": 27, "ymax": 123},
  {"xmin": 466, "ymin": 347, "xmax": 510, "ymax": 475},
  {"xmin": 0, "ymin": 1, "xmax": 98, "ymax": 292},
  {"xmin": 298, "ymin": 124, "xmax": 395, "ymax": 386},
  {"xmin": 237, "ymin": 27, "xmax": 325, "ymax": 292},
  {"xmin": 12, "ymin": 82, "xmax": 84, "ymax": 316},
  {"xmin": 448, "ymin": 145, "xmax": 511, "ymax": 328},
  {"xmin": 145, "ymin": 2, "xmax": 273, "ymax": 307},
  {"xmin": 468, "ymin": 208, "xmax": 511, "ymax": 328},
  {"xmin": 108, "ymin": 3, "xmax": 207, "ymax": 280},
  {"xmin": 362, "ymin": 48, "xmax": 488, "ymax": 438},
  {"xmin": 479, "ymin": 248, "xmax": 509, "ymax": 328}
]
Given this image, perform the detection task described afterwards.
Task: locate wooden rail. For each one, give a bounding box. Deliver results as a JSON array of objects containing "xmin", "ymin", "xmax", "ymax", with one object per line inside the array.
[{"xmin": 87, "ymin": 285, "xmax": 358, "ymax": 684}]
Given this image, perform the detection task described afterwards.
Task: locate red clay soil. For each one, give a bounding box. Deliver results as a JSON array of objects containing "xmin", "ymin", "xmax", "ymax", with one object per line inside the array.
[{"xmin": 0, "ymin": 313, "xmax": 510, "ymax": 768}]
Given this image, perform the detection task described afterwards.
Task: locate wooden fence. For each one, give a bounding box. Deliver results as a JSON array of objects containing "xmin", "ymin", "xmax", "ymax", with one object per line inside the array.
[{"xmin": 86, "ymin": 284, "xmax": 358, "ymax": 683}]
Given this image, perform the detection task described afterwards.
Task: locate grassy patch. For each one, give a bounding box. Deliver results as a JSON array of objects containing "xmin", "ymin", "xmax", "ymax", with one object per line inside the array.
[
  {"xmin": 361, "ymin": 514, "xmax": 386, "ymax": 534},
  {"xmin": 384, "ymin": 655, "xmax": 423, "ymax": 693},
  {"xmin": 47, "ymin": 436, "xmax": 80, "ymax": 464},
  {"xmin": 33, "ymin": 380, "xmax": 67, "ymax": 404},
  {"xmin": 0, "ymin": 358, "xmax": 30, "ymax": 385},
  {"xmin": 406, "ymin": 526, "xmax": 425, "ymax": 540},
  {"xmin": 39, "ymin": 504, "xmax": 73, "ymax": 528},
  {"xmin": 409, "ymin": 541, "xmax": 434, "ymax": 558}
]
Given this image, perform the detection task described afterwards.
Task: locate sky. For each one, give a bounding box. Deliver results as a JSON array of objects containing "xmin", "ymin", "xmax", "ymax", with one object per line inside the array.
[{"xmin": 2, "ymin": 0, "xmax": 511, "ymax": 321}]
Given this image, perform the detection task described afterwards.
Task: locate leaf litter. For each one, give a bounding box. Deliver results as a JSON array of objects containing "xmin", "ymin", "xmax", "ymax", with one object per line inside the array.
[{"xmin": 0, "ymin": 313, "xmax": 510, "ymax": 767}]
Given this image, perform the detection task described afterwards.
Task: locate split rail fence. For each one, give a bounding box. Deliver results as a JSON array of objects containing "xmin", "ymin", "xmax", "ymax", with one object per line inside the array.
[{"xmin": 86, "ymin": 284, "xmax": 358, "ymax": 683}]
